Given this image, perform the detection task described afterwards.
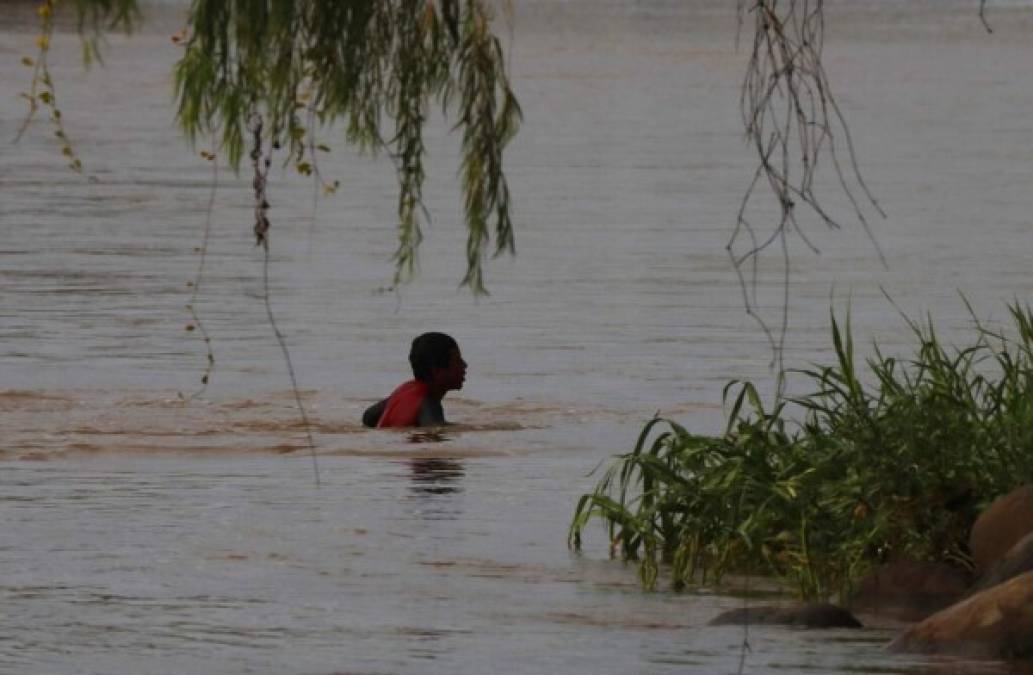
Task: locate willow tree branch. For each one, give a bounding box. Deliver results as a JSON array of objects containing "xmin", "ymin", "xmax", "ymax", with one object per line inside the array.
[
  {"xmin": 980, "ymin": 0, "xmax": 994, "ymax": 33},
  {"xmin": 731, "ymin": 0, "xmax": 887, "ymax": 391},
  {"xmin": 172, "ymin": 0, "xmax": 520, "ymax": 295}
]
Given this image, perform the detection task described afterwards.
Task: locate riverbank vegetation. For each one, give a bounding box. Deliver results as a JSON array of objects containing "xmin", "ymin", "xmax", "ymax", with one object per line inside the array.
[{"xmin": 570, "ymin": 302, "xmax": 1033, "ymax": 601}]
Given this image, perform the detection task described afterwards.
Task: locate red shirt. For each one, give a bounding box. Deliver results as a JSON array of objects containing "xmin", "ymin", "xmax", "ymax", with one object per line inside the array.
[{"xmin": 376, "ymin": 380, "xmax": 429, "ymax": 428}]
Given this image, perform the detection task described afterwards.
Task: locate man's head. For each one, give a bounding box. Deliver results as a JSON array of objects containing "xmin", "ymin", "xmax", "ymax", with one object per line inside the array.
[{"xmin": 409, "ymin": 332, "xmax": 466, "ymax": 392}]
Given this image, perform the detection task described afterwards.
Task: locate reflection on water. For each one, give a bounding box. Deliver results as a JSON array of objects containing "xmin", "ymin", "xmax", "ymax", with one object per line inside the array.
[
  {"xmin": 407, "ymin": 429, "xmax": 451, "ymax": 444},
  {"xmin": 408, "ymin": 458, "xmax": 465, "ymax": 496},
  {"xmin": 405, "ymin": 457, "xmax": 464, "ymax": 522}
]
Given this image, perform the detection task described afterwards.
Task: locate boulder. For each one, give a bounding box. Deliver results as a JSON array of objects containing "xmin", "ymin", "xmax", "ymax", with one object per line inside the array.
[
  {"xmin": 850, "ymin": 560, "xmax": 970, "ymax": 622},
  {"xmin": 709, "ymin": 602, "xmax": 862, "ymax": 628},
  {"xmin": 972, "ymin": 531, "xmax": 1033, "ymax": 594},
  {"xmin": 889, "ymin": 569, "xmax": 1033, "ymax": 658},
  {"xmin": 969, "ymin": 485, "xmax": 1033, "ymax": 577}
]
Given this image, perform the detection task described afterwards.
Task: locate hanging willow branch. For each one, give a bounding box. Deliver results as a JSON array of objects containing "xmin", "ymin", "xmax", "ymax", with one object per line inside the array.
[
  {"xmin": 979, "ymin": 0, "xmax": 994, "ymax": 33},
  {"xmin": 180, "ymin": 144, "xmax": 218, "ymax": 401},
  {"xmin": 16, "ymin": 0, "xmax": 138, "ymax": 148},
  {"xmin": 172, "ymin": 0, "xmax": 521, "ymax": 295},
  {"xmin": 247, "ymin": 108, "xmax": 321, "ymax": 485},
  {"xmin": 730, "ymin": 0, "xmax": 886, "ymax": 383}
]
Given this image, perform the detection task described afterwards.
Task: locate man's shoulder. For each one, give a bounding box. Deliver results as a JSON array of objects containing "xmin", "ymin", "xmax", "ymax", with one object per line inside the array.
[{"xmin": 392, "ymin": 380, "xmax": 428, "ymax": 396}]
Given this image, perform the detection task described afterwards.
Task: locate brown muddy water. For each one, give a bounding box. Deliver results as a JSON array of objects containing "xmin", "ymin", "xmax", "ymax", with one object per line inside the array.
[{"xmin": 3, "ymin": 1, "xmax": 1033, "ymax": 673}]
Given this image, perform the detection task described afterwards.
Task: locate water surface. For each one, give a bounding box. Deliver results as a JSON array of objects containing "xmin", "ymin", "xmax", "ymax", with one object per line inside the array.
[{"xmin": 3, "ymin": 1, "xmax": 1033, "ymax": 672}]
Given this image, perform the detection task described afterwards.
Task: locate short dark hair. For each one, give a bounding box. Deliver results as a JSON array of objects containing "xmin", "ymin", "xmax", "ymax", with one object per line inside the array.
[{"xmin": 409, "ymin": 332, "xmax": 458, "ymax": 382}]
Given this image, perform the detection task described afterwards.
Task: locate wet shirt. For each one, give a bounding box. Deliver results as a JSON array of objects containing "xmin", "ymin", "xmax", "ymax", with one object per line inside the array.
[{"xmin": 376, "ymin": 380, "xmax": 430, "ymax": 428}]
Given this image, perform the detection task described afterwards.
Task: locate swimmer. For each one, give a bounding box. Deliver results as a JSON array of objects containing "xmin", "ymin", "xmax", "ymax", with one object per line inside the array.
[{"xmin": 362, "ymin": 332, "xmax": 467, "ymax": 428}]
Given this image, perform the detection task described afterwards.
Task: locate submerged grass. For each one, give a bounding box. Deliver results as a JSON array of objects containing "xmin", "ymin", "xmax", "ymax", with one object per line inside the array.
[{"xmin": 570, "ymin": 302, "xmax": 1033, "ymax": 601}]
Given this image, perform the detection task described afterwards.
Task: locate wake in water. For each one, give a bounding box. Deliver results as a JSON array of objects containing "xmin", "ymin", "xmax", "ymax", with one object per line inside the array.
[{"xmin": 0, "ymin": 389, "xmax": 715, "ymax": 461}]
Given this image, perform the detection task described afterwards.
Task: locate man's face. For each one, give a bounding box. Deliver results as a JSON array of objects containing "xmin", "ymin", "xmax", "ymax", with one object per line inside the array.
[{"xmin": 434, "ymin": 348, "xmax": 467, "ymax": 391}]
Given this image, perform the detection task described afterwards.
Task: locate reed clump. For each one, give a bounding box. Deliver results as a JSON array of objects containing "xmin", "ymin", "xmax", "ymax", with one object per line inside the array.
[{"xmin": 570, "ymin": 302, "xmax": 1033, "ymax": 601}]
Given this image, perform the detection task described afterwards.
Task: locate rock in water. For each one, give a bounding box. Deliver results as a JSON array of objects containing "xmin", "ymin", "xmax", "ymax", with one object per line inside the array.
[
  {"xmin": 889, "ymin": 569, "xmax": 1033, "ymax": 658},
  {"xmin": 851, "ymin": 560, "xmax": 970, "ymax": 621},
  {"xmin": 709, "ymin": 602, "xmax": 862, "ymax": 628},
  {"xmin": 972, "ymin": 531, "xmax": 1033, "ymax": 594},
  {"xmin": 969, "ymin": 485, "xmax": 1033, "ymax": 577}
]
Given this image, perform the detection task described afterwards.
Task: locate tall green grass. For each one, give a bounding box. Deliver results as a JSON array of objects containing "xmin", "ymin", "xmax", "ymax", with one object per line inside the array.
[{"xmin": 570, "ymin": 302, "xmax": 1033, "ymax": 601}]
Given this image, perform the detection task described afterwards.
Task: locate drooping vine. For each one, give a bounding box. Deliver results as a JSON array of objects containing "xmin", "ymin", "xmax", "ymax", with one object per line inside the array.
[
  {"xmin": 248, "ymin": 108, "xmax": 321, "ymax": 486},
  {"xmin": 980, "ymin": 0, "xmax": 994, "ymax": 33},
  {"xmin": 301, "ymin": 97, "xmax": 341, "ymax": 254},
  {"xmin": 180, "ymin": 145, "xmax": 219, "ymax": 401},
  {"xmin": 15, "ymin": 0, "xmax": 138, "ymax": 166},
  {"xmin": 731, "ymin": 0, "xmax": 887, "ymax": 392},
  {"xmin": 16, "ymin": 0, "xmax": 84, "ymax": 173}
]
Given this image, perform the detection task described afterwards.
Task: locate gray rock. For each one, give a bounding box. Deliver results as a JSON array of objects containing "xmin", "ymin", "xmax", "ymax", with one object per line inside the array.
[{"xmin": 709, "ymin": 602, "xmax": 862, "ymax": 628}]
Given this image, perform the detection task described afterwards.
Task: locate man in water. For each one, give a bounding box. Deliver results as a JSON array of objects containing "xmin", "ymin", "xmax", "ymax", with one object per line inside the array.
[{"xmin": 362, "ymin": 332, "xmax": 467, "ymax": 428}]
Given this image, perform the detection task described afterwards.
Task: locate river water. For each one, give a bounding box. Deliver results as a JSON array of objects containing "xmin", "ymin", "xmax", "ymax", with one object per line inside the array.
[{"xmin": 3, "ymin": 1, "xmax": 1033, "ymax": 673}]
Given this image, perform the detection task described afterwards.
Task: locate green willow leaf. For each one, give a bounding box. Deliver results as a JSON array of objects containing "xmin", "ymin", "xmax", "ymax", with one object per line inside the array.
[{"xmin": 166, "ymin": 0, "xmax": 520, "ymax": 293}]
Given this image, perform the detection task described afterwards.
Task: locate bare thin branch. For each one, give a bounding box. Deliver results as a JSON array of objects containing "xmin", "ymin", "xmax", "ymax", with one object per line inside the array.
[
  {"xmin": 980, "ymin": 0, "xmax": 994, "ymax": 33},
  {"xmin": 731, "ymin": 0, "xmax": 886, "ymax": 395}
]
